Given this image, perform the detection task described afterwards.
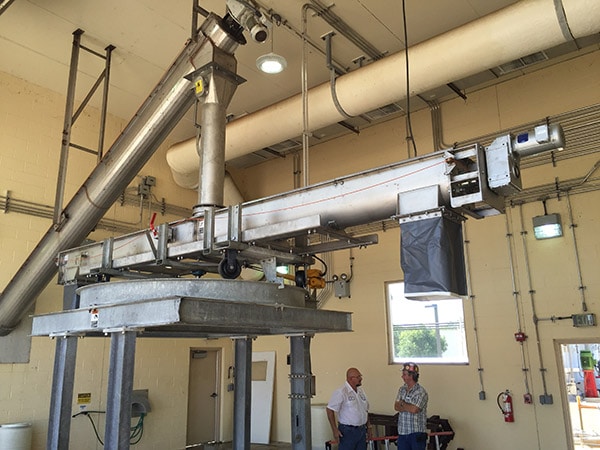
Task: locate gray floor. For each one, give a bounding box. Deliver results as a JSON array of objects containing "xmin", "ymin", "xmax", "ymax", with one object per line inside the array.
[{"xmin": 185, "ymin": 442, "xmax": 293, "ymax": 450}]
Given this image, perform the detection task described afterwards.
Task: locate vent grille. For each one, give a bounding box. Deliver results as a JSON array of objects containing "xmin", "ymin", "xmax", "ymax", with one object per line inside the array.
[
  {"xmin": 265, "ymin": 139, "xmax": 302, "ymax": 153},
  {"xmin": 496, "ymin": 51, "xmax": 549, "ymax": 74},
  {"xmin": 363, "ymin": 102, "xmax": 404, "ymax": 120}
]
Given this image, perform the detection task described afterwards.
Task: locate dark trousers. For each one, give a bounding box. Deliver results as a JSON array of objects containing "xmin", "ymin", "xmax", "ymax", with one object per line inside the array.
[
  {"xmin": 397, "ymin": 432, "xmax": 427, "ymax": 450},
  {"xmin": 338, "ymin": 424, "xmax": 367, "ymax": 450}
]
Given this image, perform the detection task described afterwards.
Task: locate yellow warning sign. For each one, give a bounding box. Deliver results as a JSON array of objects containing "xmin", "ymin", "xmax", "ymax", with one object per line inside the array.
[
  {"xmin": 195, "ymin": 79, "xmax": 204, "ymax": 95},
  {"xmin": 77, "ymin": 393, "xmax": 92, "ymax": 405}
]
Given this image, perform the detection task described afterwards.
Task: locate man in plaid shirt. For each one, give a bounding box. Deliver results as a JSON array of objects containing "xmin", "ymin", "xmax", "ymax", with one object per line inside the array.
[{"xmin": 394, "ymin": 363, "xmax": 429, "ymax": 450}]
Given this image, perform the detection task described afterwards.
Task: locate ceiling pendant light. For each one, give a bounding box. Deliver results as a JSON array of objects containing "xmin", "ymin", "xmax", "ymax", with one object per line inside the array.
[
  {"xmin": 256, "ymin": 52, "xmax": 287, "ymax": 74},
  {"xmin": 256, "ymin": 21, "xmax": 287, "ymax": 74}
]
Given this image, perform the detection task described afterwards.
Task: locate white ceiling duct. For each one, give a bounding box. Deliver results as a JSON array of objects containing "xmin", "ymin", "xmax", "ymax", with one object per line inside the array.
[
  {"xmin": 224, "ymin": 172, "xmax": 245, "ymax": 205},
  {"xmin": 166, "ymin": 0, "xmax": 600, "ymax": 189}
]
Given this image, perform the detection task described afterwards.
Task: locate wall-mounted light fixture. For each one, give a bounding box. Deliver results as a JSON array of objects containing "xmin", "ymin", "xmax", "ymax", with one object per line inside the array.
[
  {"xmin": 256, "ymin": 15, "xmax": 287, "ymax": 74},
  {"xmin": 532, "ymin": 213, "xmax": 563, "ymax": 240}
]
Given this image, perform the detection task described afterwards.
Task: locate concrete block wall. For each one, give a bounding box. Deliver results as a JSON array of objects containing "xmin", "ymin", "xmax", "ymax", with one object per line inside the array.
[
  {"xmin": 246, "ymin": 49, "xmax": 600, "ymax": 450},
  {"xmin": 0, "ymin": 44, "xmax": 599, "ymax": 449},
  {"xmin": 0, "ymin": 71, "xmax": 230, "ymax": 450}
]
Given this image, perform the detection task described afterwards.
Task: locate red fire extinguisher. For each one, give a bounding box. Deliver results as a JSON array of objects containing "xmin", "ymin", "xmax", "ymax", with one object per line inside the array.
[{"xmin": 497, "ymin": 389, "xmax": 514, "ymax": 422}]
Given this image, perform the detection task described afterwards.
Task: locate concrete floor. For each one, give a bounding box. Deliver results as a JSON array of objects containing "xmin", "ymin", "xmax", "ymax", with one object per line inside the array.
[
  {"xmin": 185, "ymin": 442, "xmax": 293, "ymax": 450},
  {"xmin": 571, "ymin": 398, "xmax": 600, "ymax": 449}
]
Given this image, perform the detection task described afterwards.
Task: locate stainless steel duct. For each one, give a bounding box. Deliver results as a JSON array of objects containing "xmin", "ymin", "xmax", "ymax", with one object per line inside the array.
[
  {"xmin": 0, "ymin": 14, "xmax": 244, "ymax": 335},
  {"xmin": 166, "ymin": 0, "xmax": 600, "ymax": 188},
  {"xmin": 190, "ymin": 44, "xmax": 245, "ymax": 210}
]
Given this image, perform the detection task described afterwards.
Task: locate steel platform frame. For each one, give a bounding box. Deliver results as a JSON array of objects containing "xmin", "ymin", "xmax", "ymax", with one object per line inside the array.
[{"xmin": 32, "ymin": 279, "xmax": 351, "ymax": 450}]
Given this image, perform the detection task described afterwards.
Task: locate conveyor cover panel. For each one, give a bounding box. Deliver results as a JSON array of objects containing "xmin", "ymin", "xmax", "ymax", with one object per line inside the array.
[{"xmin": 400, "ymin": 216, "xmax": 467, "ymax": 300}]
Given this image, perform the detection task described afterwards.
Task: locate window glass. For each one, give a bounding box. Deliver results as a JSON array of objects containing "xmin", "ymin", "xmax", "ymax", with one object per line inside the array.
[{"xmin": 386, "ymin": 281, "xmax": 468, "ymax": 364}]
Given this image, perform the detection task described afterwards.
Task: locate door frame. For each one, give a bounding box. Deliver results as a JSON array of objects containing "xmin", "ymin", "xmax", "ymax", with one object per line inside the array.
[{"xmin": 554, "ymin": 338, "xmax": 600, "ymax": 450}]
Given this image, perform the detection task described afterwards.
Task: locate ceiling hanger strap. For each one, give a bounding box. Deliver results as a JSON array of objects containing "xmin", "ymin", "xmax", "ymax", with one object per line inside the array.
[
  {"xmin": 553, "ymin": 0, "xmax": 576, "ymax": 42},
  {"xmin": 323, "ymin": 31, "xmax": 353, "ymax": 120}
]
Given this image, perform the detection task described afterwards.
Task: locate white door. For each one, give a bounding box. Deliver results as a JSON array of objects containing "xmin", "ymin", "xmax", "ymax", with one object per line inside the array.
[
  {"xmin": 251, "ymin": 351, "xmax": 276, "ymax": 444},
  {"xmin": 187, "ymin": 348, "xmax": 220, "ymax": 446}
]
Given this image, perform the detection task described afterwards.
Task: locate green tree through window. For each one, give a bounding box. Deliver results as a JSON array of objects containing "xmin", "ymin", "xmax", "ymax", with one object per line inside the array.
[
  {"xmin": 386, "ymin": 281, "xmax": 468, "ymax": 364},
  {"xmin": 394, "ymin": 328, "xmax": 448, "ymax": 358}
]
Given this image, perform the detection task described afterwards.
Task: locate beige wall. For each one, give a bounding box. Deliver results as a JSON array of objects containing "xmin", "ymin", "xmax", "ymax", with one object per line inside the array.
[
  {"xmin": 246, "ymin": 48, "xmax": 600, "ymax": 450},
  {"xmin": 0, "ymin": 44, "xmax": 599, "ymax": 450},
  {"xmin": 0, "ymin": 71, "xmax": 230, "ymax": 450}
]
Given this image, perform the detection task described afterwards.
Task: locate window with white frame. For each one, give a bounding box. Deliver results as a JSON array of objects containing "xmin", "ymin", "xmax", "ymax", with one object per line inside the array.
[{"xmin": 386, "ymin": 281, "xmax": 469, "ymax": 364}]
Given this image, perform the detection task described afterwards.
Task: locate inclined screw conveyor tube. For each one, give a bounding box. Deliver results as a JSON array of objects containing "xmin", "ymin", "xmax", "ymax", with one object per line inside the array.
[{"xmin": 0, "ymin": 7, "xmax": 252, "ymax": 335}]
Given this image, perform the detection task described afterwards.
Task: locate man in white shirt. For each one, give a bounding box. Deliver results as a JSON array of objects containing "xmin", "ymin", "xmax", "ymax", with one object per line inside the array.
[{"xmin": 326, "ymin": 367, "xmax": 372, "ymax": 450}]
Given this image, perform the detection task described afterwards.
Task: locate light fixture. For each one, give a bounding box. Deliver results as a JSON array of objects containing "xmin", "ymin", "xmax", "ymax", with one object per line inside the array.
[
  {"xmin": 256, "ymin": 19, "xmax": 287, "ymax": 74},
  {"xmin": 257, "ymin": 53, "xmax": 287, "ymax": 74},
  {"xmin": 532, "ymin": 213, "xmax": 563, "ymax": 239}
]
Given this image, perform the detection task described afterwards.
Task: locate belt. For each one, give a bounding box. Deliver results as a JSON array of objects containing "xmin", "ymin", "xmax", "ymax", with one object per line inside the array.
[{"xmin": 339, "ymin": 423, "xmax": 366, "ymax": 428}]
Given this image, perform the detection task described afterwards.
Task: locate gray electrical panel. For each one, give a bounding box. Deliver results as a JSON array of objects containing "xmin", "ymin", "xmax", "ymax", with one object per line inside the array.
[{"xmin": 334, "ymin": 280, "xmax": 350, "ymax": 298}]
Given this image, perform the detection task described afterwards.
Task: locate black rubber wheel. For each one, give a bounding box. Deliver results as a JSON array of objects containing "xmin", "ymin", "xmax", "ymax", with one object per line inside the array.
[
  {"xmin": 218, "ymin": 258, "xmax": 242, "ymax": 279},
  {"xmin": 295, "ymin": 270, "xmax": 306, "ymax": 288}
]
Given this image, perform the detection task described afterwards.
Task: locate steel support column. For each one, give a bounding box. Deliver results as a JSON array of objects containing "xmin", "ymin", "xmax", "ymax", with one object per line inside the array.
[
  {"xmin": 47, "ymin": 283, "xmax": 81, "ymax": 450},
  {"xmin": 104, "ymin": 330, "xmax": 137, "ymax": 450},
  {"xmin": 53, "ymin": 29, "xmax": 83, "ymax": 226},
  {"xmin": 233, "ymin": 337, "xmax": 253, "ymax": 450},
  {"xmin": 47, "ymin": 335, "xmax": 78, "ymax": 450},
  {"xmin": 97, "ymin": 43, "xmax": 116, "ymax": 162},
  {"xmin": 289, "ymin": 334, "xmax": 313, "ymax": 450},
  {"xmin": 53, "ymin": 30, "xmax": 115, "ymax": 223}
]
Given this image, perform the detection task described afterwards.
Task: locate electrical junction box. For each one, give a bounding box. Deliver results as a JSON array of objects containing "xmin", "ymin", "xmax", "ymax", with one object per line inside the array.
[
  {"xmin": 143, "ymin": 176, "xmax": 156, "ymax": 186},
  {"xmin": 131, "ymin": 389, "xmax": 151, "ymax": 417},
  {"xmin": 137, "ymin": 183, "xmax": 150, "ymax": 197},
  {"xmin": 334, "ymin": 280, "xmax": 350, "ymax": 298},
  {"xmin": 485, "ymin": 134, "xmax": 522, "ymax": 196},
  {"xmin": 572, "ymin": 313, "xmax": 596, "ymax": 327}
]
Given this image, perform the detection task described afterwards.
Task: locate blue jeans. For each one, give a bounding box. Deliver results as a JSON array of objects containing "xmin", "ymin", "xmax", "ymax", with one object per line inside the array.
[
  {"xmin": 397, "ymin": 432, "xmax": 427, "ymax": 450},
  {"xmin": 338, "ymin": 424, "xmax": 366, "ymax": 450}
]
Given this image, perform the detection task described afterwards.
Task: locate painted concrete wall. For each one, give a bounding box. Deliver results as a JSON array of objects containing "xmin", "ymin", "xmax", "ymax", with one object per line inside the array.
[
  {"xmin": 0, "ymin": 70, "xmax": 225, "ymax": 450},
  {"xmin": 242, "ymin": 48, "xmax": 600, "ymax": 450},
  {"xmin": 0, "ymin": 44, "xmax": 599, "ymax": 449}
]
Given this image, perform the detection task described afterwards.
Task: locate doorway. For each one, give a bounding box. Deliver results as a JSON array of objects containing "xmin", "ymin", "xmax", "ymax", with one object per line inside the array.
[
  {"xmin": 187, "ymin": 348, "xmax": 221, "ymax": 446},
  {"xmin": 557, "ymin": 341, "xmax": 600, "ymax": 450}
]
